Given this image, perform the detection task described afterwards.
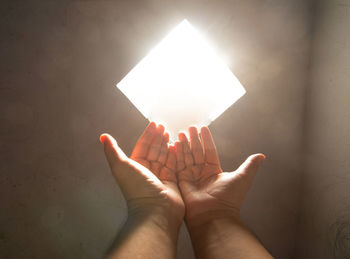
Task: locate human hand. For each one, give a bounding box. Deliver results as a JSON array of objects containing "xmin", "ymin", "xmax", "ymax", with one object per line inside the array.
[
  {"xmin": 175, "ymin": 126, "xmax": 265, "ymax": 227},
  {"xmin": 100, "ymin": 122, "xmax": 185, "ymax": 230}
]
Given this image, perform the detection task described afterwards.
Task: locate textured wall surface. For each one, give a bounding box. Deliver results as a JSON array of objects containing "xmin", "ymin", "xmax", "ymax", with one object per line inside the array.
[
  {"xmin": 295, "ymin": 0, "xmax": 350, "ymax": 258},
  {"xmin": 0, "ymin": 1, "xmax": 313, "ymax": 258}
]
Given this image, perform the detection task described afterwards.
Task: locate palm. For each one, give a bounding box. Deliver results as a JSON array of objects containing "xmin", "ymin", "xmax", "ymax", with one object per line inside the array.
[{"xmin": 175, "ymin": 127, "xmax": 264, "ymax": 221}]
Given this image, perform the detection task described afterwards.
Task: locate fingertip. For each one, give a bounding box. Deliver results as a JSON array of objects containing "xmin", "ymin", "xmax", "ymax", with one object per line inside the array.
[
  {"xmin": 156, "ymin": 124, "xmax": 165, "ymax": 135},
  {"xmin": 157, "ymin": 123, "xmax": 165, "ymax": 130},
  {"xmin": 259, "ymin": 154, "xmax": 266, "ymax": 164},
  {"xmin": 178, "ymin": 132, "xmax": 188, "ymax": 142},
  {"xmin": 100, "ymin": 133, "xmax": 111, "ymax": 145},
  {"xmin": 174, "ymin": 141, "xmax": 182, "ymax": 152},
  {"xmin": 145, "ymin": 121, "xmax": 157, "ymax": 134},
  {"xmin": 256, "ymin": 153, "xmax": 266, "ymax": 160},
  {"xmin": 250, "ymin": 153, "xmax": 266, "ymax": 164},
  {"xmin": 149, "ymin": 121, "xmax": 156, "ymax": 129},
  {"xmin": 163, "ymin": 132, "xmax": 170, "ymax": 142},
  {"xmin": 168, "ymin": 145, "xmax": 175, "ymax": 152},
  {"xmin": 200, "ymin": 126, "xmax": 210, "ymax": 136},
  {"xmin": 189, "ymin": 126, "xmax": 198, "ymax": 134},
  {"xmin": 99, "ymin": 134, "xmax": 106, "ymax": 144}
]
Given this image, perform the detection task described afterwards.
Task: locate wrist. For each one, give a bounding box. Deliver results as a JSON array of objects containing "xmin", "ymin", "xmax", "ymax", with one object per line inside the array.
[
  {"xmin": 126, "ymin": 199, "xmax": 183, "ymax": 243},
  {"xmin": 185, "ymin": 212, "xmax": 245, "ymax": 259},
  {"xmin": 108, "ymin": 208, "xmax": 182, "ymax": 258},
  {"xmin": 127, "ymin": 198, "xmax": 184, "ymax": 229},
  {"xmin": 186, "ymin": 208, "xmax": 241, "ymax": 230},
  {"xmin": 127, "ymin": 211, "xmax": 181, "ymax": 245},
  {"xmin": 185, "ymin": 211, "xmax": 273, "ymax": 259}
]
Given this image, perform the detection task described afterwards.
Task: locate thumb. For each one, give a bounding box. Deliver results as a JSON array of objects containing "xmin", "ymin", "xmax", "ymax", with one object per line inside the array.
[
  {"xmin": 100, "ymin": 133, "xmax": 129, "ymax": 171},
  {"xmin": 235, "ymin": 153, "xmax": 266, "ymax": 181}
]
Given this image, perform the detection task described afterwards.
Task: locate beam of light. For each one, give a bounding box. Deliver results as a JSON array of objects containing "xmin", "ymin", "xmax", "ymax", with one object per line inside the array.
[{"xmin": 117, "ymin": 19, "xmax": 246, "ymax": 140}]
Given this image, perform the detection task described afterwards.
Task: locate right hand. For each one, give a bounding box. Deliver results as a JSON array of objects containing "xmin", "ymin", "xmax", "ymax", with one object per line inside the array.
[
  {"xmin": 100, "ymin": 122, "xmax": 185, "ymax": 230},
  {"xmin": 174, "ymin": 126, "xmax": 266, "ymax": 226}
]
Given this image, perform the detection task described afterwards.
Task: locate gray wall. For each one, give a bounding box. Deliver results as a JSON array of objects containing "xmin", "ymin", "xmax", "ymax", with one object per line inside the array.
[
  {"xmin": 295, "ymin": 0, "xmax": 350, "ymax": 258},
  {"xmin": 1, "ymin": 1, "xmax": 313, "ymax": 258}
]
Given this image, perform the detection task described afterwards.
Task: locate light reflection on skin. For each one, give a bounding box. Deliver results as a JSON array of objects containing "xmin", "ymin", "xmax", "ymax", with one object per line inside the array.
[{"xmin": 100, "ymin": 122, "xmax": 272, "ymax": 259}]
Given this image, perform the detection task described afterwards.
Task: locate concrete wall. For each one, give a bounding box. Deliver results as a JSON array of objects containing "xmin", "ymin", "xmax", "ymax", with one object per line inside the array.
[
  {"xmin": 0, "ymin": 1, "xmax": 313, "ymax": 258},
  {"xmin": 295, "ymin": 0, "xmax": 350, "ymax": 258}
]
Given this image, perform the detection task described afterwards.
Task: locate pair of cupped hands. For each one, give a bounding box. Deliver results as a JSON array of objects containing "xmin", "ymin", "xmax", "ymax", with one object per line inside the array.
[{"xmin": 100, "ymin": 122, "xmax": 265, "ymax": 232}]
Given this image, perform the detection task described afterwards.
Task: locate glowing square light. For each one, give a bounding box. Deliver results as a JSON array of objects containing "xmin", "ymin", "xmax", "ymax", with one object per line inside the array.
[{"xmin": 117, "ymin": 19, "xmax": 246, "ymax": 140}]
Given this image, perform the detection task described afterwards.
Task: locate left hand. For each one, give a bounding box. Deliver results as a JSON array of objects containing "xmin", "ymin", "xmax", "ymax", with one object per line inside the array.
[
  {"xmin": 100, "ymin": 122, "xmax": 185, "ymax": 229},
  {"xmin": 174, "ymin": 126, "xmax": 265, "ymax": 226}
]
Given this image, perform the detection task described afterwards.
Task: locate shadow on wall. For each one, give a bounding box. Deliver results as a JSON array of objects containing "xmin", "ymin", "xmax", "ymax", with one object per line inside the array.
[{"xmin": 327, "ymin": 212, "xmax": 350, "ymax": 259}]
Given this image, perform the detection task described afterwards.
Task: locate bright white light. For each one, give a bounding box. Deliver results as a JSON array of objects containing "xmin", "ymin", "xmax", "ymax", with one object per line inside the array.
[{"xmin": 117, "ymin": 19, "xmax": 246, "ymax": 140}]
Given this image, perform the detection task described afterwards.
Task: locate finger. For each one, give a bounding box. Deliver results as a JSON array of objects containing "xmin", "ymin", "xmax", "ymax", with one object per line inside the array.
[
  {"xmin": 158, "ymin": 132, "xmax": 169, "ymax": 165},
  {"xmin": 100, "ymin": 133, "xmax": 129, "ymax": 172},
  {"xmin": 179, "ymin": 132, "xmax": 194, "ymax": 166},
  {"xmin": 147, "ymin": 124, "xmax": 165, "ymax": 161},
  {"xmin": 189, "ymin": 126, "xmax": 204, "ymax": 165},
  {"xmin": 236, "ymin": 154, "xmax": 266, "ymax": 181},
  {"xmin": 166, "ymin": 145, "xmax": 177, "ymax": 172},
  {"xmin": 160, "ymin": 145, "xmax": 177, "ymax": 182},
  {"xmin": 131, "ymin": 122, "xmax": 156, "ymax": 159},
  {"xmin": 175, "ymin": 141, "xmax": 185, "ymax": 171},
  {"xmin": 200, "ymin": 127, "xmax": 220, "ymax": 165}
]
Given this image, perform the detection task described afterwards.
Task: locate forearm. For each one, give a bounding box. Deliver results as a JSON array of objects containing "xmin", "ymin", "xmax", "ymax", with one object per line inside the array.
[
  {"xmin": 107, "ymin": 213, "xmax": 180, "ymax": 259},
  {"xmin": 187, "ymin": 212, "xmax": 273, "ymax": 259}
]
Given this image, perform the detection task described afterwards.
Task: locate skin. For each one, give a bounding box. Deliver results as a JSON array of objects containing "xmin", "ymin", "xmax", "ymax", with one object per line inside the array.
[
  {"xmin": 100, "ymin": 122, "xmax": 273, "ymax": 259},
  {"xmin": 100, "ymin": 122, "xmax": 184, "ymax": 259},
  {"xmin": 175, "ymin": 126, "xmax": 273, "ymax": 259}
]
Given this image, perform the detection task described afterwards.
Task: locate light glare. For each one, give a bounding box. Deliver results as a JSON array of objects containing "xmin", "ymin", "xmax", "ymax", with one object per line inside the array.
[{"xmin": 117, "ymin": 19, "xmax": 246, "ymax": 140}]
